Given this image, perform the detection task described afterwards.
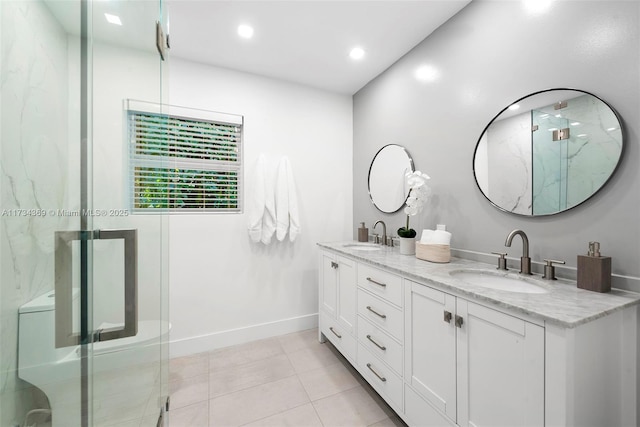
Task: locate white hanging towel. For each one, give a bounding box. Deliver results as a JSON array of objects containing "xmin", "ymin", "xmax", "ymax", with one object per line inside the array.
[
  {"xmin": 247, "ymin": 154, "xmax": 276, "ymax": 244},
  {"xmin": 275, "ymin": 156, "xmax": 301, "ymax": 242},
  {"xmin": 261, "ymin": 173, "xmax": 276, "ymax": 245},
  {"xmin": 247, "ymin": 154, "xmax": 266, "ymax": 243}
]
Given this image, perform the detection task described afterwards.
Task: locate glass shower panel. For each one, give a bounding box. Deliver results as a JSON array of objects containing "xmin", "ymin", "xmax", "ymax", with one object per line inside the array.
[
  {"xmin": 1, "ymin": 1, "xmax": 169, "ymax": 426},
  {"xmin": 532, "ymin": 109, "xmax": 569, "ymax": 215},
  {"xmin": 89, "ymin": 0, "xmax": 169, "ymax": 425}
]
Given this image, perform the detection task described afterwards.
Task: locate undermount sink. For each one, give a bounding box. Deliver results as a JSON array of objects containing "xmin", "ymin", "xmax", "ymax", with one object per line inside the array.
[
  {"xmin": 449, "ymin": 270, "xmax": 549, "ymax": 294},
  {"xmin": 342, "ymin": 243, "xmax": 381, "ymax": 251}
]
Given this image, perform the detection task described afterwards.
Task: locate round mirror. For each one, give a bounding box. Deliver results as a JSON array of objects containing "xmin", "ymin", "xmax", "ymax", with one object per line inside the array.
[
  {"xmin": 368, "ymin": 144, "xmax": 415, "ymax": 213},
  {"xmin": 473, "ymin": 88, "xmax": 624, "ymax": 216}
]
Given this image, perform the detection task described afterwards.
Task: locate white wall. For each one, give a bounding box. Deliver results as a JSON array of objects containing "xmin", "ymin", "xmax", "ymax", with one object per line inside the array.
[
  {"xmin": 354, "ymin": 1, "xmax": 640, "ymax": 292},
  {"xmin": 168, "ymin": 59, "xmax": 353, "ymax": 357}
]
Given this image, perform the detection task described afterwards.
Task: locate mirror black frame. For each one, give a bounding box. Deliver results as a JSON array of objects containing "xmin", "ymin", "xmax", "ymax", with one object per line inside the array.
[{"xmin": 473, "ymin": 88, "xmax": 625, "ymax": 217}]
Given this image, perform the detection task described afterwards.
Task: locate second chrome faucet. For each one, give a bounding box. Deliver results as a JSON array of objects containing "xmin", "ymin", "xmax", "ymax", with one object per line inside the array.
[{"xmin": 505, "ymin": 229, "xmax": 532, "ymax": 275}]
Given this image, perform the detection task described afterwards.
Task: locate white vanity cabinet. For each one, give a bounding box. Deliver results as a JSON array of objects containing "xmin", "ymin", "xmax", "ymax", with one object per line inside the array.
[
  {"xmin": 317, "ymin": 244, "xmax": 639, "ymax": 427},
  {"xmin": 318, "ymin": 250, "xmax": 357, "ymax": 361},
  {"xmin": 404, "ymin": 280, "xmax": 544, "ymax": 427}
]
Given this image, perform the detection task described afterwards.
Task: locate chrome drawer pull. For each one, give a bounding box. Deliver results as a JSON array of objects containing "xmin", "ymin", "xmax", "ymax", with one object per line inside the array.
[
  {"xmin": 366, "ymin": 277, "xmax": 387, "ymax": 287},
  {"xmin": 366, "ymin": 334, "xmax": 387, "ymax": 351},
  {"xmin": 329, "ymin": 327, "xmax": 342, "ymax": 339},
  {"xmin": 366, "ymin": 305, "xmax": 387, "ymax": 319},
  {"xmin": 366, "ymin": 363, "xmax": 387, "ymax": 382}
]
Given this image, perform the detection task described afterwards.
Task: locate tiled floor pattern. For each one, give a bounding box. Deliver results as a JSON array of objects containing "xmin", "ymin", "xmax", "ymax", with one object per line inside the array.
[{"xmin": 168, "ymin": 328, "xmax": 406, "ymax": 427}]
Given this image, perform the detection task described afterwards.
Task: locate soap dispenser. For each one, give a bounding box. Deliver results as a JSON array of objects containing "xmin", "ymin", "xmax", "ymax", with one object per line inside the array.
[
  {"xmin": 358, "ymin": 222, "xmax": 369, "ymax": 242},
  {"xmin": 577, "ymin": 242, "xmax": 611, "ymax": 293}
]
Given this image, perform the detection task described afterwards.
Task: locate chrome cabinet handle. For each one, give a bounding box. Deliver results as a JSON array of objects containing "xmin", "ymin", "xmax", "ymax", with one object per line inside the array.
[
  {"xmin": 329, "ymin": 327, "xmax": 342, "ymax": 339},
  {"xmin": 366, "ymin": 305, "xmax": 387, "ymax": 319},
  {"xmin": 366, "ymin": 277, "xmax": 387, "ymax": 287},
  {"xmin": 444, "ymin": 310, "xmax": 452, "ymax": 323},
  {"xmin": 366, "ymin": 334, "xmax": 386, "ymax": 351},
  {"xmin": 55, "ymin": 229, "xmax": 138, "ymax": 348},
  {"xmin": 366, "ymin": 363, "xmax": 387, "ymax": 382},
  {"xmin": 455, "ymin": 315, "xmax": 464, "ymax": 328}
]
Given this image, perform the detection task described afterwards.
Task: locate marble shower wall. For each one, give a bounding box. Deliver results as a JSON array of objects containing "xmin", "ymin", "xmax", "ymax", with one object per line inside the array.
[
  {"xmin": 1, "ymin": 1, "xmax": 74, "ymax": 424},
  {"xmin": 485, "ymin": 112, "xmax": 532, "ymax": 215}
]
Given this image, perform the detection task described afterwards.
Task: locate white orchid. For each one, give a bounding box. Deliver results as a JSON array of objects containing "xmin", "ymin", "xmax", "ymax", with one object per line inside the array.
[{"xmin": 398, "ymin": 170, "xmax": 430, "ymax": 237}]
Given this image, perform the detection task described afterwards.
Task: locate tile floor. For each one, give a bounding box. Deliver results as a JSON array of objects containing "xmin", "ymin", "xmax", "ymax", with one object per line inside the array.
[{"xmin": 168, "ymin": 328, "xmax": 406, "ymax": 427}]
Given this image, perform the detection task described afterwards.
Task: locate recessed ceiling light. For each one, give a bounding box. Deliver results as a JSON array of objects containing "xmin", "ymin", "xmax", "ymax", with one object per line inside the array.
[
  {"xmin": 523, "ymin": 0, "xmax": 553, "ymax": 15},
  {"xmin": 237, "ymin": 24, "xmax": 254, "ymax": 39},
  {"xmin": 104, "ymin": 13, "xmax": 122, "ymax": 26},
  {"xmin": 570, "ymin": 122, "xmax": 581, "ymax": 126},
  {"xmin": 349, "ymin": 47, "xmax": 365, "ymax": 60},
  {"xmin": 508, "ymin": 104, "xmax": 520, "ymax": 111},
  {"xmin": 415, "ymin": 65, "xmax": 439, "ymax": 82}
]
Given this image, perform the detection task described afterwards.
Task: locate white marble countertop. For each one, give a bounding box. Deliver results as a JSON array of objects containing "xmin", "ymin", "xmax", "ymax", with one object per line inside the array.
[{"xmin": 318, "ymin": 241, "xmax": 640, "ymax": 328}]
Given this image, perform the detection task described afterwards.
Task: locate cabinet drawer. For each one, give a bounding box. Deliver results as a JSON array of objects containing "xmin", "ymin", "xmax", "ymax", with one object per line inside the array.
[
  {"xmin": 357, "ymin": 289, "xmax": 403, "ymax": 342},
  {"xmin": 357, "ymin": 264, "xmax": 402, "ymax": 307},
  {"xmin": 357, "ymin": 316, "xmax": 403, "ymax": 375},
  {"xmin": 357, "ymin": 342, "xmax": 403, "ymax": 410},
  {"xmin": 320, "ymin": 313, "xmax": 356, "ymax": 362}
]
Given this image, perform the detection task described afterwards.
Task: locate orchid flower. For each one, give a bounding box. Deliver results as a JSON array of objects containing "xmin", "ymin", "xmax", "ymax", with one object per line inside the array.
[{"xmin": 398, "ymin": 170, "xmax": 431, "ymax": 237}]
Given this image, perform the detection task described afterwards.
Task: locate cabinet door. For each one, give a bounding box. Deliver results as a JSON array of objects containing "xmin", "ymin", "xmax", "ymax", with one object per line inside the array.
[
  {"xmin": 456, "ymin": 300, "xmax": 544, "ymax": 427},
  {"xmin": 405, "ymin": 280, "xmax": 457, "ymax": 422},
  {"xmin": 337, "ymin": 256, "xmax": 356, "ymax": 334},
  {"xmin": 319, "ymin": 251, "xmax": 337, "ymax": 318}
]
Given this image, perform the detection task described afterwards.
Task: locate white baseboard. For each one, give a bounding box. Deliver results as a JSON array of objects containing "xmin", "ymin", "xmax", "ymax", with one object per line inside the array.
[{"xmin": 169, "ymin": 313, "xmax": 319, "ymax": 358}]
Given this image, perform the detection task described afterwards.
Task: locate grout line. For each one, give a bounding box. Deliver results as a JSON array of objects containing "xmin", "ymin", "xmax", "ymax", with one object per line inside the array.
[
  {"xmin": 236, "ymin": 401, "xmax": 313, "ymax": 427},
  {"xmin": 208, "ymin": 361, "xmax": 299, "ymax": 400},
  {"xmin": 206, "ymin": 348, "xmax": 211, "ymax": 425},
  {"xmin": 280, "ymin": 337, "xmax": 328, "ymax": 426}
]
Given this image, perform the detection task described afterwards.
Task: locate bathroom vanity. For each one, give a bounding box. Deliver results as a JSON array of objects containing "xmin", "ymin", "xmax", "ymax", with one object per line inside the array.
[{"xmin": 318, "ymin": 242, "xmax": 639, "ymax": 427}]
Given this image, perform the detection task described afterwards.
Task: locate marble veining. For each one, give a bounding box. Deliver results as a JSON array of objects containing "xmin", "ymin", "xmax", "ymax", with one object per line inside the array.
[
  {"xmin": 318, "ymin": 242, "xmax": 640, "ymax": 328},
  {"xmin": 486, "ymin": 112, "xmax": 532, "ymax": 215},
  {"xmin": 1, "ymin": 1, "xmax": 70, "ymax": 424}
]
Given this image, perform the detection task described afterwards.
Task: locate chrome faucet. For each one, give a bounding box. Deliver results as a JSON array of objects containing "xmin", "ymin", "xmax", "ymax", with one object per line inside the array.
[
  {"xmin": 373, "ymin": 220, "xmax": 387, "ymax": 246},
  {"xmin": 505, "ymin": 229, "xmax": 532, "ymax": 275}
]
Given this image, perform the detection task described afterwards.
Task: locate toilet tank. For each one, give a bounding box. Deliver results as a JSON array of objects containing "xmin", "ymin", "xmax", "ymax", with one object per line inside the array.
[{"xmin": 18, "ymin": 290, "xmax": 79, "ymax": 372}]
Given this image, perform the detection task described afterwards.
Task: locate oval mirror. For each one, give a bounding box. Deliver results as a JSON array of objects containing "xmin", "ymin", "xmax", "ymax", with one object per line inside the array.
[
  {"xmin": 368, "ymin": 144, "xmax": 415, "ymax": 213},
  {"xmin": 473, "ymin": 88, "xmax": 624, "ymax": 216}
]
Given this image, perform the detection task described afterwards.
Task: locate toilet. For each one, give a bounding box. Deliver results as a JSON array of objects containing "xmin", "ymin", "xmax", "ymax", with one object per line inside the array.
[{"xmin": 18, "ymin": 290, "xmax": 170, "ymax": 427}]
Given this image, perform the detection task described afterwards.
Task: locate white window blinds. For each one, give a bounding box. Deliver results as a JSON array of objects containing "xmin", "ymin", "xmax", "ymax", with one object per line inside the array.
[{"xmin": 127, "ymin": 100, "xmax": 243, "ymax": 213}]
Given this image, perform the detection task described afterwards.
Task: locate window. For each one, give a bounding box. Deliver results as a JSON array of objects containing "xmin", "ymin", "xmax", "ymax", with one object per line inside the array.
[{"xmin": 127, "ymin": 100, "xmax": 243, "ymax": 213}]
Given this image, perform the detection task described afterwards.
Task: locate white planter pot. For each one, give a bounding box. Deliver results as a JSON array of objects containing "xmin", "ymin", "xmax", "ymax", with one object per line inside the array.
[{"xmin": 399, "ymin": 237, "xmax": 416, "ymax": 255}]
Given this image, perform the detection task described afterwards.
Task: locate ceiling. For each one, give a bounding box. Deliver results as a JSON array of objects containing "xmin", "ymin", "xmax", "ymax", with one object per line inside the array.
[
  {"xmin": 45, "ymin": 0, "xmax": 472, "ymax": 95},
  {"xmin": 168, "ymin": 1, "xmax": 471, "ymax": 94}
]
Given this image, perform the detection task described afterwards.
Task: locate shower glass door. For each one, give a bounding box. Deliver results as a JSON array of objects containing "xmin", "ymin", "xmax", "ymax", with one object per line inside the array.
[
  {"xmin": 532, "ymin": 108, "xmax": 569, "ymax": 215},
  {"xmin": 0, "ymin": 1, "xmax": 169, "ymax": 426}
]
